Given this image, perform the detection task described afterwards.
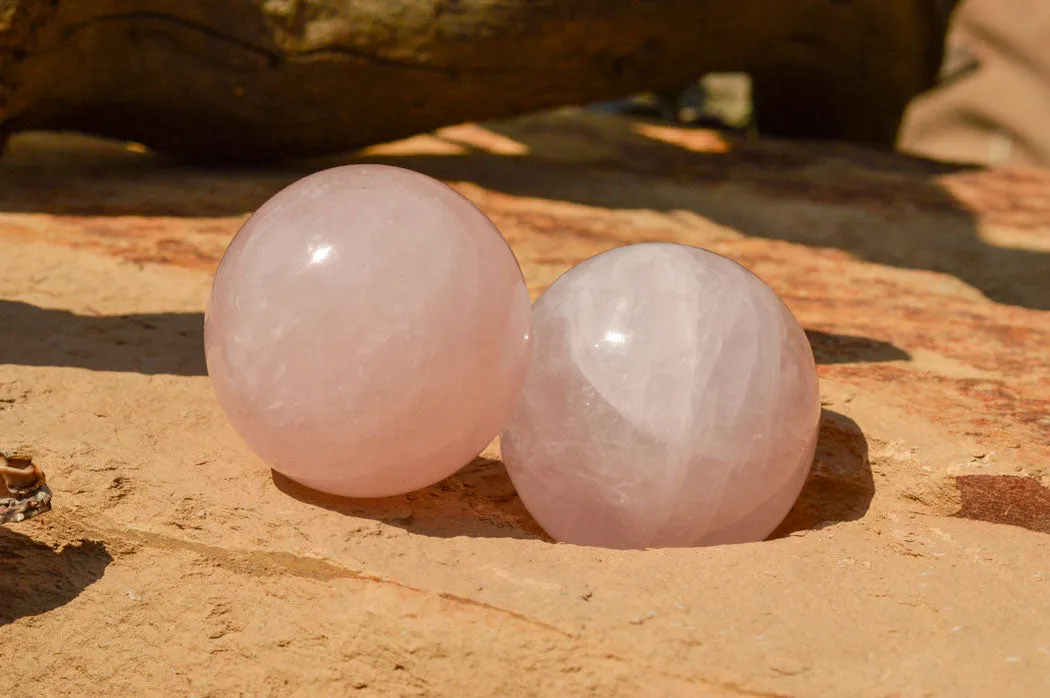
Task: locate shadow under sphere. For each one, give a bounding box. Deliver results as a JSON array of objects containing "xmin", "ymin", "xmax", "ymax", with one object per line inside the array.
[{"xmin": 274, "ymin": 408, "xmax": 872, "ymax": 547}]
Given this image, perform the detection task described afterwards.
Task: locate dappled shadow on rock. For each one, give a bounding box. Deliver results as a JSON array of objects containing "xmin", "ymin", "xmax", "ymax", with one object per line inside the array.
[
  {"xmin": 953, "ymin": 475, "xmax": 1050, "ymax": 534},
  {"xmin": 770, "ymin": 409, "xmax": 873, "ymax": 538},
  {"xmin": 272, "ymin": 458, "xmax": 549, "ymax": 542},
  {"xmin": 365, "ymin": 113, "xmax": 1050, "ymax": 311},
  {"xmin": 0, "ymin": 132, "xmax": 293, "ymax": 217},
  {"xmin": 0, "ymin": 301, "xmax": 205, "ymax": 375},
  {"xmin": 5, "ymin": 118, "xmax": 1048, "ymax": 310},
  {"xmin": 0, "ymin": 527, "xmax": 112, "ymax": 624}
]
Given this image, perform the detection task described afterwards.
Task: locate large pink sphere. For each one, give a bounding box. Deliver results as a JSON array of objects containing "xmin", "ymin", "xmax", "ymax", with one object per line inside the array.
[
  {"xmin": 205, "ymin": 165, "xmax": 531, "ymax": 497},
  {"xmin": 501, "ymin": 243, "xmax": 820, "ymax": 549}
]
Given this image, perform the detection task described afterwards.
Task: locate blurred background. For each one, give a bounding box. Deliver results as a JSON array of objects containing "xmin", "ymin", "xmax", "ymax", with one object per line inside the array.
[
  {"xmin": 2, "ymin": 0, "xmax": 1046, "ymax": 169},
  {"xmin": 603, "ymin": 0, "xmax": 1050, "ymax": 169}
]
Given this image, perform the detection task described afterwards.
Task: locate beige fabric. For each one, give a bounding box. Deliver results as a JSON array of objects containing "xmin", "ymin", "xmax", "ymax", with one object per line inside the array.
[{"xmin": 899, "ymin": 0, "xmax": 1050, "ymax": 167}]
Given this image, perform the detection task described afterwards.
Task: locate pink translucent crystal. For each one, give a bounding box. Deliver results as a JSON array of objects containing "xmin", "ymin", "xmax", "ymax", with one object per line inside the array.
[
  {"xmin": 501, "ymin": 243, "xmax": 820, "ymax": 549},
  {"xmin": 205, "ymin": 165, "xmax": 531, "ymax": 497}
]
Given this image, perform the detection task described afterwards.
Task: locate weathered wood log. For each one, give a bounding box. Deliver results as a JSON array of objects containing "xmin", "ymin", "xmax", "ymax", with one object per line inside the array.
[{"xmin": 0, "ymin": 1, "xmax": 954, "ymax": 163}]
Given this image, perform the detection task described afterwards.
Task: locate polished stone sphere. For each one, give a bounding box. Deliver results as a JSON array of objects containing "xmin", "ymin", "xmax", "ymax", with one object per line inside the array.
[
  {"xmin": 501, "ymin": 242, "xmax": 820, "ymax": 549},
  {"xmin": 206, "ymin": 165, "xmax": 532, "ymax": 497}
]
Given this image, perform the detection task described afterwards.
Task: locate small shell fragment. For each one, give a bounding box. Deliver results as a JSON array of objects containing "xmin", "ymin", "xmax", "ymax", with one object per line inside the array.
[{"xmin": 0, "ymin": 450, "xmax": 52, "ymax": 524}]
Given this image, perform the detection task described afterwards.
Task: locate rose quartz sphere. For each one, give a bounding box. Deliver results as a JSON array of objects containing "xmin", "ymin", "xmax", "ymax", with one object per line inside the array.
[
  {"xmin": 501, "ymin": 243, "xmax": 820, "ymax": 549},
  {"xmin": 205, "ymin": 165, "xmax": 531, "ymax": 497}
]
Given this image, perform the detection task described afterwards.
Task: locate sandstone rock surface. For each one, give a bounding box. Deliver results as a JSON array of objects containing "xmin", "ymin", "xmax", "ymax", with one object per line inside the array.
[{"xmin": 1, "ymin": 110, "xmax": 1048, "ymax": 695}]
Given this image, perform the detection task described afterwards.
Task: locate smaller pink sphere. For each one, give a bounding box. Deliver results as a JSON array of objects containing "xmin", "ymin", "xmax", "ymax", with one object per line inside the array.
[
  {"xmin": 205, "ymin": 165, "xmax": 531, "ymax": 497},
  {"xmin": 501, "ymin": 243, "xmax": 820, "ymax": 549}
]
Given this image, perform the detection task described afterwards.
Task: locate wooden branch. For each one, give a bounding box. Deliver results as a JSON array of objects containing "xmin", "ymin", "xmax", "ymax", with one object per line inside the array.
[{"xmin": 0, "ymin": 1, "xmax": 954, "ymax": 163}]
